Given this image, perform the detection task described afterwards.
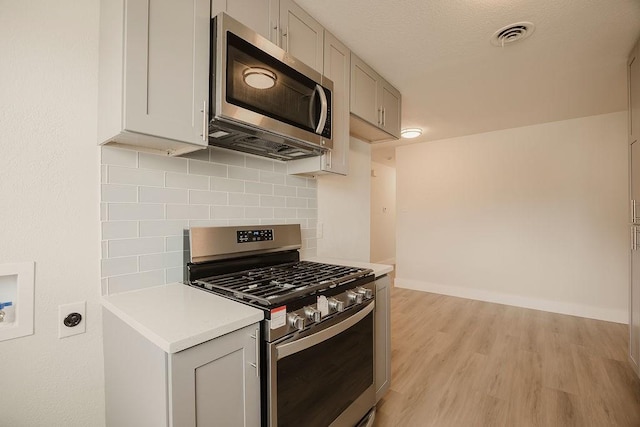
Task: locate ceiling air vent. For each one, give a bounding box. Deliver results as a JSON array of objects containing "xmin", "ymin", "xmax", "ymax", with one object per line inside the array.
[{"xmin": 490, "ymin": 22, "xmax": 535, "ymax": 47}]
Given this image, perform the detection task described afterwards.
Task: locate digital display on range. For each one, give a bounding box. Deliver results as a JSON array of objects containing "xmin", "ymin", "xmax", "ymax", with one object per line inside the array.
[{"xmin": 237, "ymin": 229, "xmax": 274, "ymax": 243}]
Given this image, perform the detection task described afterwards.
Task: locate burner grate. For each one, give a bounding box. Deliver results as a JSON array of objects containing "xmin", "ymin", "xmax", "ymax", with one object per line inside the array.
[{"xmin": 193, "ymin": 261, "xmax": 372, "ymax": 306}]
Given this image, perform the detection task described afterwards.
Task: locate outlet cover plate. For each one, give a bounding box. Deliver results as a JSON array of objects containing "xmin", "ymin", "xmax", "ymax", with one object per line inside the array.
[{"xmin": 59, "ymin": 301, "xmax": 86, "ymax": 338}]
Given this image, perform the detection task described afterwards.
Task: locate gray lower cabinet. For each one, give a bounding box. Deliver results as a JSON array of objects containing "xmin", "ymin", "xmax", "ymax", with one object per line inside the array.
[
  {"xmin": 629, "ymin": 37, "xmax": 640, "ymax": 378},
  {"xmin": 103, "ymin": 309, "xmax": 260, "ymax": 427},
  {"xmin": 375, "ymin": 275, "xmax": 391, "ymax": 402}
]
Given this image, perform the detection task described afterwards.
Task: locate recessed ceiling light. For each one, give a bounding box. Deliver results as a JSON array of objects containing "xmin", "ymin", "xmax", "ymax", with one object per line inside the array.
[
  {"xmin": 243, "ymin": 67, "xmax": 277, "ymax": 89},
  {"xmin": 401, "ymin": 128, "xmax": 422, "ymax": 139}
]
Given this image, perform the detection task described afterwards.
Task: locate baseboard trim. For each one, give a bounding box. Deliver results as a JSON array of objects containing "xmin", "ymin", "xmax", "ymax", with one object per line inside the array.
[{"xmin": 395, "ymin": 278, "xmax": 627, "ymax": 324}]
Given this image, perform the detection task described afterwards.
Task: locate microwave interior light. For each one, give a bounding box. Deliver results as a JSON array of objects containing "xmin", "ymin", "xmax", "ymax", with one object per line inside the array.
[{"xmin": 243, "ymin": 67, "xmax": 277, "ymax": 89}]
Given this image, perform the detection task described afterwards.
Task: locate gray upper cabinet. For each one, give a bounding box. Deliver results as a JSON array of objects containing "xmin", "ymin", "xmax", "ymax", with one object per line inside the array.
[
  {"xmin": 350, "ymin": 53, "xmax": 402, "ymax": 142},
  {"xmin": 98, "ymin": 0, "xmax": 210, "ymax": 156},
  {"xmin": 212, "ymin": 0, "xmax": 277, "ymax": 41},
  {"xmin": 276, "ymin": 0, "xmax": 324, "ymax": 73},
  {"xmin": 629, "ymin": 38, "xmax": 640, "ymax": 379},
  {"xmin": 288, "ymin": 30, "xmax": 350, "ymax": 176}
]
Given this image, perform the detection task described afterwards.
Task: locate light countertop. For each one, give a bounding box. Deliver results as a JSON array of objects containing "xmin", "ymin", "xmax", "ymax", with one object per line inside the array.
[
  {"xmin": 101, "ymin": 283, "xmax": 263, "ymax": 354},
  {"xmin": 305, "ymin": 257, "xmax": 394, "ymax": 278},
  {"xmin": 101, "ymin": 259, "xmax": 391, "ymax": 354}
]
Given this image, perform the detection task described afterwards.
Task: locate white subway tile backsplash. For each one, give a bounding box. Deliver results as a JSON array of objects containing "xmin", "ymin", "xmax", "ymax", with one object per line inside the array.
[
  {"xmin": 139, "ymin": 152, "xmax": 188, "ymax": 173},
  {"xmin": 245, "ymin": 207, "xmax": 273, "ymax": 219},
  {"xmin": 189, "ymin": 219, "xmax": 229, "ymax": 227},
  {"xmin": 210, "ymin": 147, "xmax": 246, "ymax": 167},
  {"xmin": 102, "ymin": 184, "xmax": 138, "ymax": 203},
  {"xmin": 165, "ymin": 267, "xmax": 184, "ymax": 284},
  {"xmin": 102, "ymin": 221, "xmax": 138, "ymax": 239},
  {"xmin": 189, "ymin": 159, "xmax": 227, "ymax": 177},
  {"xmin": 101, "ymin": 256, "xmax": 138, "ymax": 278},
  {"xmin": 108, "ymin": 166, "xmax": 164, "ymax": 186},
  {"xmin": 297, "ymin": 187, "xmax": 317, "ymax": 199},
  {"xmin": 108, "ymin": 237, "xmax": 165, "ymax": 257},
  {"xmin": 306, "ymin": 178, "xmax": 317, "ymax": 188},
  {"xmin": 166, "ymin": 204, "xmax": 209, "ymax": 220},
  {"xmin": 139, "ymin": 220, "xmax": 187, "ymax": 237},
  {"xmin": 102, "ymin": 146, "xmax": 137, "ymax": 167},
  {"xmin": 274, "ymin": 161, "xmax": 287, "ymax": 174},
  {"xmin": 139, "ymin": 251, "xmax": 183, "ymax": 271},
  {"xmin": 274, "ymin": 207, "xmax": 297, "ymax": 219},
  {"xmin": 211, "ymin": 177, "xmax": 244, "ymax": 192},
  {"xmin": 245, "ymin": 182, "xmax": 273, "ymax": 195},
  {"xmin": 166, "ymin": 172, "xmax": 209, "ymax": 190},
  {"xmin": 108, "ymin": 270, "xmax": 165, "ymax": 294},
  {"xmin": 297, "ymin": 208, "xmax": 318, "ymax": 219},
  {"xmin": 166, "ymin": 236, "xmax": 186, "ymax": 252},
  {"xmin": 246, "ymin": 156, "xmax": 274, "ymax": 171},
  {"xmin": 229, "ymin": 166, "xmax": 259, "ymax": 181},
  {"xmin": 139, "ymin": 187, "xmax": 188, "ymax": 204},
  {"xmin": 260, "ymin": 195, "xmax": 286, "ymax": 207},
  {"xmin": 274, "ymin": 185, "xmax": 297, "ymax": 197},
  {"xmin": 211, "ymin": 205, "xmax": 245, "ymax": 220},
  {"xmin": 260, "ymin": 171, "xmax": 285, "ymax": 185},
  {"xmin": 229, "ymin": 193, "xmax": 259, "ymax": 206},
  {"xmin": 108, "ymin": 203, "xmax": 164, "ymax": 221},
  {"xmin": 286, "ymin": 175, "xmax": 308, "ymax": 188},
  {"xmin": 286, "ymin": 197, "xmax": 307, "ymax": 208},
  {"xmin": 189, "ymin": 190, "xmax": 227, "ymax": 205},
  {"xmin": 100, "ymin": 146, "xmax": 317, "ymax": 295}
]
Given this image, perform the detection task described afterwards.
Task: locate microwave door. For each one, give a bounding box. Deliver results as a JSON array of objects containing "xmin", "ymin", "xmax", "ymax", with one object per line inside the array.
[{"xmin": 309, "ymin": 84, "xmax": 328, "ymax": 135}]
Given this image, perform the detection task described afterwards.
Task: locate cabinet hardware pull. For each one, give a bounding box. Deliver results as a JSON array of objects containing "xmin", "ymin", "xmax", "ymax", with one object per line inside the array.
[
  {"xmin": 283, "ymin": 26, "xmax": 289, "ymax": 52},
  {"xmin": 249, "ymin": 328, "xmax": 260, "ymax": 377},
  {"xmin": 201, "ymin": 100, "xmax": 207, "ymax": 142},
  {"xmin": 382, "ymin": 107, "xmax": 386, "ymax": 127},
  {"xmin": 634, "ymin": 199, "xmax": 637, "ymax": 223}
]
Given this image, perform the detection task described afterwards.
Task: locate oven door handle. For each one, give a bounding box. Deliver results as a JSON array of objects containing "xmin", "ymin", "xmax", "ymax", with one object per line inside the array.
[{"xmin": 276, "ymin": 301, "xmax": 374, "ymax": 360}]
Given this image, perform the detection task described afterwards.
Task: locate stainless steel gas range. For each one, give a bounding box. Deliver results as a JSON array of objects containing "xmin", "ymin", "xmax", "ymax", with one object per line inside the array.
[{"xmin": 186, "ymin": 224, "xmax": 376, "ymax": 427}]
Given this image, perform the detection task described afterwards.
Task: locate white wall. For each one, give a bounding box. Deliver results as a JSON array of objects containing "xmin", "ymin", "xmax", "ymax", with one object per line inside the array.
[
  {"xmin": 396, "ymin": 112, "xmax": 629, "ymax": 322},
  {"xmin": 0, "ymin": 1, "xmax": 105, "ymax": 425},
  {"xmin": 371, "ymin": 161, "xmax": 396, "ymax": 264},
  {"xmin": 317, "ymin": 137, "xmax": 371, "ymax": 262}
]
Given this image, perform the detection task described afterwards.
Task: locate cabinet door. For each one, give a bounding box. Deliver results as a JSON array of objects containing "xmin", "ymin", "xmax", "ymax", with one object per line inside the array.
[
  {"xmin": 380, "ymin": 80, "xmax": 402, "ymax": 139},
  {"xmin": 213, "ymin": 0, "xmax": 277, "ymax": 41},
  {"xmin": 630, "ymin": 43, "xmax": 639, "ymax": 143},
  {"xmin": 124, "ymin": 0, "xmax": 209, "ymax": 147},
  {"xmin": 375, "ymin": 275, "xmax": 391, "ymax": 402},
  {"xmin": 323, "ymin": 31, "xmax": 350, "ymax": 175},
  {"xmin": 170, "ymin": 324, "xmax": 261, "ymax": 427},
  {"xmin": 351, "ymin": 54, "xmax": 380, "ymax": 126},
  {"xmin": 279, "ymin": 0, "xmax": 324, "ymax": 73}
]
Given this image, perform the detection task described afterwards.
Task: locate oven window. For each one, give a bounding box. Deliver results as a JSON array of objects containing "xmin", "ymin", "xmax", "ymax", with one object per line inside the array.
[{"xmin": 276, "ymin": 311, "xmax": 374, "ymax": 427}]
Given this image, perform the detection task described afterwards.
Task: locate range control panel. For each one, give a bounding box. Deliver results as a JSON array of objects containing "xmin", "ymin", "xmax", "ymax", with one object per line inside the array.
[{"xmin": 237, "ymin": 229, "xmax": 274, "ymax": 243}]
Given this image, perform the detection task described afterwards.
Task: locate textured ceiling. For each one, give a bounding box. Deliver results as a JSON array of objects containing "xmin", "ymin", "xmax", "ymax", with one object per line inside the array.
[{"xmin": 296, "ymin": 0, "xmax": 640, "ymax": 167}]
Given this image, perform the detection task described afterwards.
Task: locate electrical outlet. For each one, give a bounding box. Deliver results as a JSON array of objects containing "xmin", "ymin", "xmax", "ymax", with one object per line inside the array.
[{"xmin": 58, "ymin": 301, "xmax": 86, "ymax": 338}]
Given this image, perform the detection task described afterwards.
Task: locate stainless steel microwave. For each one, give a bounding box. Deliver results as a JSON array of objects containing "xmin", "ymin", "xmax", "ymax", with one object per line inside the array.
[{"xmin": 208, "ymin": 13, "xmax": 333, "ymax": 161}]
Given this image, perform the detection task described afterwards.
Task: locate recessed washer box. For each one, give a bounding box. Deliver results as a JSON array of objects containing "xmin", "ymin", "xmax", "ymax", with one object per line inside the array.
[{"xmin": 0, "ymin": 262, "xmax": 34, "ymax": 342}]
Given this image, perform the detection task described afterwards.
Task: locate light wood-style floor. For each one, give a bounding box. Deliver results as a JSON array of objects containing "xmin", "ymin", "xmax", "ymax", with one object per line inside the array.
[{"xmin": 374, "ymin": 287, "xmax": 640, "ymax": 427}]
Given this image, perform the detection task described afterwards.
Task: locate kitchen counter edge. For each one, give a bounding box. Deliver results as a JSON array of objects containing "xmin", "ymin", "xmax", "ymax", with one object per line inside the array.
[
  {"xmin": 101, "ymin": 282, "xmax": 263, "ymax": 354},
  {"xmin": 305, "ymin": 257, "xmax": 394, "ymax": 278}
]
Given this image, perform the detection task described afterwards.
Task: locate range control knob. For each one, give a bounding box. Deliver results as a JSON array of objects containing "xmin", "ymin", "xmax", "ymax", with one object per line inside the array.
[
  {"xmin": 304, "ymin": 306, "xmax": 322, "ymax": 323},
  {"xmin": 327, "ymin": 297, "xmax": 345, "ymax": 312},
  {"xmin": 356, "ymin": 287, "xmax": 373, "ymax": 299},
  {"xmin": 347, "ymin": 290, "xmax": 363, "ymax": 304},
  {"xmin": 288, "ymin": 313, "xmax": 305, "ymax": 331}
]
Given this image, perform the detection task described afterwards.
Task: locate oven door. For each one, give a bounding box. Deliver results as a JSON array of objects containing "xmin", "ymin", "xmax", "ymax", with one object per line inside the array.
[{"xmin": 267, "ymin": 301, "xmax": 375, "ymax": 427}]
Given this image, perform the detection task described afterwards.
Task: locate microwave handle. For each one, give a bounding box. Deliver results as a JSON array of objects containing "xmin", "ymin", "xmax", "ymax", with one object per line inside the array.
[{"xmin": 311, "ymin": 84, "xmax": 328, "ymax": 134}]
